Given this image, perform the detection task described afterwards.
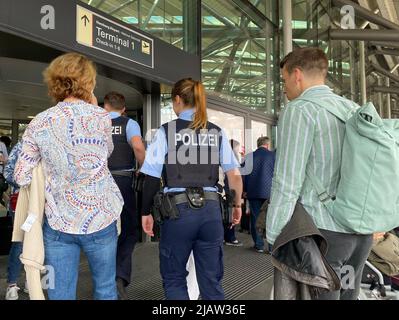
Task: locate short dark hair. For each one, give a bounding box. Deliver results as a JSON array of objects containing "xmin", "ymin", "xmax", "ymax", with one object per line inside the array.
[
  {"xmin": 257, "ymin": 136, "xmax": 270, "ymax": 148},
  {"xmin": 280, "ymin": 47, "xmax": 328, "ymax": 78},
  {"xmin": 104, "ymin": 91, "xmax": 126, "ymax": 111},
  {"xmin": 0, "ymin": 136, "xmax": 11, "ymax": 148}
]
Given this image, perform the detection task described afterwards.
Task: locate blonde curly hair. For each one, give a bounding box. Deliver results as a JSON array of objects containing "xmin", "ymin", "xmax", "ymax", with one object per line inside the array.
[{"xmin": 43, "ymin": 52, "xmax": 96, "ymax": 103}]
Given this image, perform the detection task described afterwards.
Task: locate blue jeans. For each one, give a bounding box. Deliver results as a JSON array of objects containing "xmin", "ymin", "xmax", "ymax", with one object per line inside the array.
[
  {"xmin": 7, "ymin": 211, "xmax": 23, "ymax": 284},
  {"xmin": 160, "ymin": 199, "xmax": 224, "ymax": 300},
  {"xmin": 43, "ymin": 219, "xmax": 118, "ymax": 300},
  {"xmin": 7, "ymin": 242, "xmax": 23, "ymax": 284},
  {"xmin": 249, "ymin": 199, "xmax": 265, "ymax": 250}
]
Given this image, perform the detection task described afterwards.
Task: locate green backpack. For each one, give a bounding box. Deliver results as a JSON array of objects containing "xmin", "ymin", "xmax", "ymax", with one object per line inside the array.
[{"xmin": 299, "ymin": 98, "xmax": 399, "ymax": 234}]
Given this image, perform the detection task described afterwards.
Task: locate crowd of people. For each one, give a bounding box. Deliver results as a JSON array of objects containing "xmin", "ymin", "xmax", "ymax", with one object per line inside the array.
[{"xmin": 0, "ymin": 47, "xmax": 397, "ymax": 301}]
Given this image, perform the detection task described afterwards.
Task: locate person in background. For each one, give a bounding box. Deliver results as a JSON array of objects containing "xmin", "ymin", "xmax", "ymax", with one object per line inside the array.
[
  {"xmin": 14, "ymin": 52, "xmax": 124, "ymax": 300},
  {"xmin": 0, "ymin": 136, "xmax": 12, "ymax": 153},
  {"xmin": 243, "ymin": 136, "xmax": 275, "ymax": 253},
  {"xmin": 0, "ymin": 140, "xmax": 8, "ymax": 207},
  {"xmin": 103, "ymin": 91, "xmax": 145, "ymax": 300},
  {"xmin": 0, "ymin": 140, "xmax": 8, "ymax": 167},
  {"xmin": 3, "ymin": 142, "xmax": 25, "ymax": 300},
  {"xmin": 223, "ymin": 139, "xmax": 243, "ymax": 247}
]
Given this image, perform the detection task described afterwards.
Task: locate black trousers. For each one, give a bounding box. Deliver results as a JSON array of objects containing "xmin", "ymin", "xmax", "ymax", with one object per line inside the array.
[{"xmin": 114, "ymin": 175, "xmax": 138, "ymax": 286}]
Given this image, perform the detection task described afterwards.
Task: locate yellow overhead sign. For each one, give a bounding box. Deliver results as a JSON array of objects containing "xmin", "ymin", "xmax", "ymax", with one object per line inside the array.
[
  {"xmin": 76, "ymin": 6, "xmax": 93, "ymax": 47},
  {"xmin": 75, "ymin": 5, "xmax": 154, "ymax": 68}
]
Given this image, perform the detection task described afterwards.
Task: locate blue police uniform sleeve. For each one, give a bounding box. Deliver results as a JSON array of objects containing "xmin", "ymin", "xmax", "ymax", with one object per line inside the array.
[
  {"xmin": 219, "ymin": 129, "xmax": 240, "ymax": 173},
  {"xmin": 140, "ymin": 127, "xmax": 167, "ymax": 178},
  {"xmin": 126, "ymin": 119, "xmax": 142, "ymax": 142}
]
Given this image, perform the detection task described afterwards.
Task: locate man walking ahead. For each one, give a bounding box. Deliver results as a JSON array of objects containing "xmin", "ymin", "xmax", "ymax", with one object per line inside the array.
[
  {"xmin": 266, "ymin": 48, "xmax": 373, "ymax": 300},
  {"xmin": 243, "ymin": 136, "xmax": 275, "ymax": 253},
  {"xmin": 104, "ymin": 92, "xmax": 145, "ymax": 300}
]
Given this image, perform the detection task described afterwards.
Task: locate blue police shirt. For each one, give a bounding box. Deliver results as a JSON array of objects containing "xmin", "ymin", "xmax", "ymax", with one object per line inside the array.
[
  {"xmin": 141, "ymin": 108, "xmax": 240, "ymax": 193},
  {"xmin": 109, "ymin": 111, "xmax": 142, "ymax": 142}
]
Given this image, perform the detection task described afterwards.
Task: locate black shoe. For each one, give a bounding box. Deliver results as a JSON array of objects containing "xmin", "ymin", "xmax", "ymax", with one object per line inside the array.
[{"xmin": 116, "ymin": 278, "xmax": 129, "ymax": 300}]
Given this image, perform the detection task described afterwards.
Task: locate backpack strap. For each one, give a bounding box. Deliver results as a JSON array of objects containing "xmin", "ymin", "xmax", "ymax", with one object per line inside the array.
[
  {"xmin": 305, "ymin": 168, "xmax": 334, "ymax": 213},
  {"xmin": 296, "ymin": 97, "xmax": 355, "ymax": 123}
]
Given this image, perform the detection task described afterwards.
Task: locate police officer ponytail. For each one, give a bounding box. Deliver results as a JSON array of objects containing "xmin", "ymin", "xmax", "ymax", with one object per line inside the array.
[
  {"xmin": 192, "ymin": 81, "xmax": 207, "ymax": 130},
  {"xmin": 171, "ymin": 78, "xmax": 208, "ymax": 130}
]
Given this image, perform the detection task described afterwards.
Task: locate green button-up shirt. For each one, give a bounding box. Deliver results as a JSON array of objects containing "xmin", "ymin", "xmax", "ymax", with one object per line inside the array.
[{"xmin": 266, "ymin": 85, "xmax": 359, "ymax": 245}]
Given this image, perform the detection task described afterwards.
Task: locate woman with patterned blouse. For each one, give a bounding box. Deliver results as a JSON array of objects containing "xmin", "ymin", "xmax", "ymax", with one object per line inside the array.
[{"xmin": 14, "ymin": 52, "xmax": 123, "ymax": 300}]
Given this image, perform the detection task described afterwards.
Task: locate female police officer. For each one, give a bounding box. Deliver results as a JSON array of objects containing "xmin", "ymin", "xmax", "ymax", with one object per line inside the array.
[{"xmin": 140, "ymin": 78, "xmax": 243, "ymax": 300}]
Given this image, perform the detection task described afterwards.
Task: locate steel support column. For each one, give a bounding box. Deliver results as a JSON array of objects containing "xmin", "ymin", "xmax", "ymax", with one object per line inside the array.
[
  {"xmin": 183, "ymin": 0, "xmax": 201, "ymax": 56},
  {"xmin": 359, "ymin": 41, "xmax": 367, "ymax": 105},
  {"xmin": 386, "ymin": 78, "xmax": 391, "ymax": 119},
  {"xmin": 349, "ymin": 41, "xmax": 357, "ymax": 102},
  {"xmin": 283, "ymin": 0, "xmax": 293, "ymax": 55}
]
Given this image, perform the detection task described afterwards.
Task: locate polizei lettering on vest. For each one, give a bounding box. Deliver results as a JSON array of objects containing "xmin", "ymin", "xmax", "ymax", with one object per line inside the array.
[
  {"xmin": 112, "ymin": 126, "xmax": 122, "ymax": 135},
  {"xmin": 175, "ymin": 132, "xmax": 218, "ymax": 147}
]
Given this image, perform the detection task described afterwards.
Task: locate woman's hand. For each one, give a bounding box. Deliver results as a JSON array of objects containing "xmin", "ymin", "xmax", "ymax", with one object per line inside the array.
[{"xmin": 142, "ymin": 215, "xmax": 154, "ymax": 237}]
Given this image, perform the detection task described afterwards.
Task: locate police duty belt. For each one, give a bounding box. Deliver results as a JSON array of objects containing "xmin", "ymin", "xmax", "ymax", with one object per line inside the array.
[{"xmin": 173, "ymin": 191, "xmax": 221, "ymax": 206}]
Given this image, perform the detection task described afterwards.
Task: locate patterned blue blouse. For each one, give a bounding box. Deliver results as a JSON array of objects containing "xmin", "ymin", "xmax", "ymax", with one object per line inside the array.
[
  {"xmin": 14, "ymin": 100, "xmax": 124, "ymax": 235},
  {"xmin": 4, "ymin": 141, "xmax": 22, "ymax": 194}
]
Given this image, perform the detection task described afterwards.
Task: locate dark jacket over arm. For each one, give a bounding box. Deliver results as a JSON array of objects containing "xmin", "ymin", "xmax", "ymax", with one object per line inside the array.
[{"xmin": 271, "ymin": 202, "xmax": 341, "ymax": 300}]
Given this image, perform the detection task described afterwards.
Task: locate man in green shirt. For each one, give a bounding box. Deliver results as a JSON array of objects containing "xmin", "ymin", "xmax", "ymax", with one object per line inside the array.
[{"xmin": 266, "ymin": 47, "xmax": 373, "ymax": 300}]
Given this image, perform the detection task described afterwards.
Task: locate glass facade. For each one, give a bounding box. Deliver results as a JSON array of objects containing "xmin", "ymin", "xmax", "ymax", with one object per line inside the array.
[
  {"xmin": 83, "ymin": 0, "xmax": 281, "ymax": 116},
  {"xmin": 82, "ymin": 0, "xmax": 186, "ymax": 50},
  {"xmin": 250, "ymin": 120, "xmax": 268, "ymax": 152},
  {"xmin": 291, "ymin": 0, "xmax": 360, "ymax": 104},
  {"xmin": 207, "ymin": 108, "xmax": 245, "ymax": 156},
  {"xmin": 201, "ymin": 0, "xmax": 280, "ymax": 115}
]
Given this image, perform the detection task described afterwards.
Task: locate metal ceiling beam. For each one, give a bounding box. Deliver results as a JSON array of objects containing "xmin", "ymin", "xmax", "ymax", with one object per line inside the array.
[
  {"xmin": 202, "ymin": 72, "xmax": 265, "ymax": 80},
  {"xmin": 202, "ymin": 2, "xmax": 236, "ymax": 28},
  {"xmin": 371, "ymin": 86, "xmax": 399, "ymax": 95},
  {"xmin": 370, "ymin": 41, "xmax": 399, "ymax": 49},
  {"xmin": 142, "ymin": 0, "xmax": 159, "ymax": 29},
  {"xmin": 330, "ymin": 29, "xmax": 399, "ymax": 41},
  {"xmin": 214, "ymin": 0, "xmax": 263, "ymax": 93},
  {"xmin": 230, "ymin": 0, "xmax": 277, "ymax": 30},
  {"xmin": 214, "ymin": 42, "xmax": 241, "ymax": 92},
  {"xmin": 332, "ymin": 0, "xmax": 399, "ymax": 30},
  {"xmin": 371, "ymin": 63, "xmax": 399, "ymax": 83},
  {"xmin": 108, "ymin": 0, "xmax": 137, "ymax": 15},
  {"xmin": 202, "ymin": 37, "xmax": 236, "ymax": 58},
  {"xmin": 369, "ymin": 48, "xmax": 399, "ymax": 57},
  {"xmin": 96, "ymin": 0, "xmax": 106, "ymax": 9}
]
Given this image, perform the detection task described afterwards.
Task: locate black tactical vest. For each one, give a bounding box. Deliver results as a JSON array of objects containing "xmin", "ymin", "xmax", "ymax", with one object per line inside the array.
[
  {"xmin": 162, "ymin": 119, "xmax": 222, "ymax": 188},
  {"xmin": 108, "ymin": 116, "xmax": 135, "ymax": 171}
]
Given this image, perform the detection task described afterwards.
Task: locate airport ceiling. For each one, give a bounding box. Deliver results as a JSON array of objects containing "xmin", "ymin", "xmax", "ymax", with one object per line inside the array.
[
  {"xmin": 2, "ymin": 0, "xmax": 399, "ymax": 115},
  {"xmin": 81, "ymin": 0, "xmax": 399, "ymax": 109}
]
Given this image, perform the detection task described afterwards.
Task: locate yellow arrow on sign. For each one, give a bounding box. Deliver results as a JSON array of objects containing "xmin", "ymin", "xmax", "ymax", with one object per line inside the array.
[{"xmin": 76, "ymin": 6, "xmax": 93, "ymax": 47}]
